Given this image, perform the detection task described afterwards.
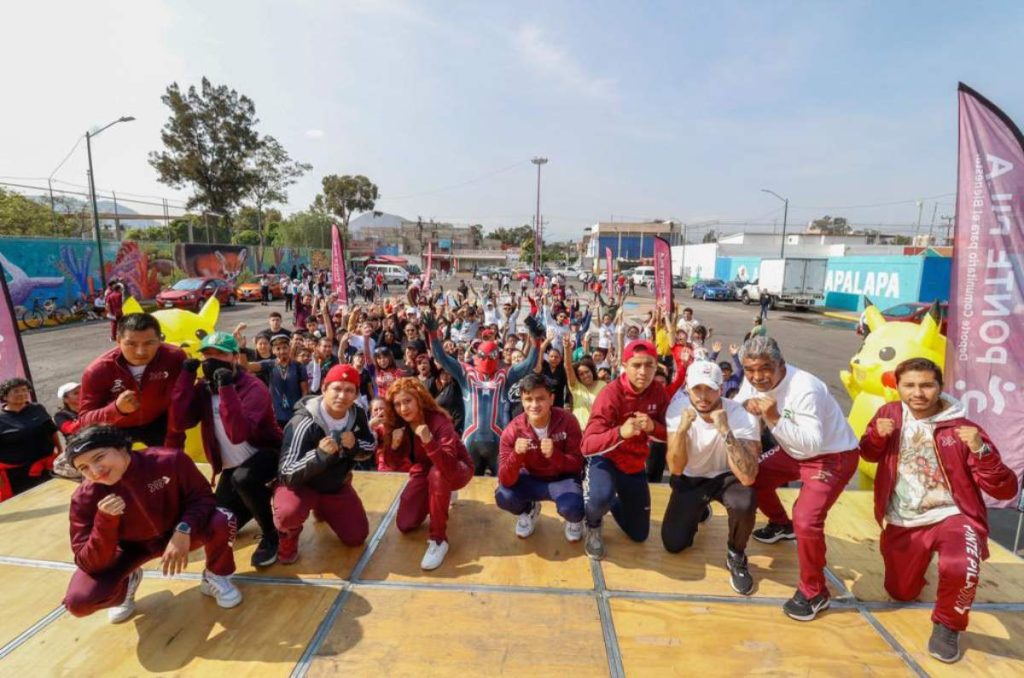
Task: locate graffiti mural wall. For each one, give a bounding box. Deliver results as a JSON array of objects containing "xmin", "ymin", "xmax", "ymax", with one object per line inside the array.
[{"xmin": 0, "ymin": 236, "xmax": 325, "ymax": 326}]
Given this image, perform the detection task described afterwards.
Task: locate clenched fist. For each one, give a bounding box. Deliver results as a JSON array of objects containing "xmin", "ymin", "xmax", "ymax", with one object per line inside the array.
[
  {"xmin": 956, "ymin": 426, "xmax": 984, "ymax": 452},
  {"xmin": 620, "ymin": 417, "xmax": 640, "ymax": 440},
  {"xmin": 677, "ymin": 407, "xmax": 697, "ymax": 432},
  {"xmin": 514, "ymin": 438, "xmax": 531, "ymax": 455},
  {"xmin": 318, "ymin": 436, "xmax": 339, "ymax": 455},
  {"xmin": 391, "ymin": 428, "xmax": 405, "ymax": 450},
  {"xmin": 97, "ymin": 494, "xmax": 126, "ymax": 516},
  {"xmin": 414, "ymin": 424, "xmax": 433, "ymax": 444},
  {"xmin": 875, "ymin": 418, "xmax": 896, "ymax": 438},
  {"xmin": 115, "ymin": 390, "xmax": 140, "ymax": 415},
  {"xmin": 539, "ymin": 438, "xmax": 554, "ymax": 458},
  {"xmin": 709, "ymin": 408, "xmax": 729, "ymax": 433},
  {"xmin": 632, "ymin": 412, "xmax": 655, "ymax": 433},
  {"xmin": 340, "ymin": 431, "xmax": 356, "ymax": 449}
]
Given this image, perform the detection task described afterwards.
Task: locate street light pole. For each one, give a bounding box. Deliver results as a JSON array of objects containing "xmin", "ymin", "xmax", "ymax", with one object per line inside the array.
[
  {"xmin": 531, "ymin": 157, "xmax": 548, "ymax": 271},
  {"xmin": 761, "ymin": 189, "xmax": 789, "ymax": 258},
  {"xmin": 87, "ymin": 116, "xmax": 136, "ymax": 289}
]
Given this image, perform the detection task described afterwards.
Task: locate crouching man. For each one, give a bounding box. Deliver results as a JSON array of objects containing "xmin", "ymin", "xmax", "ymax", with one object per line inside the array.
[
  {"xmin": 62, "ymin": 426, "xmax": 242, "ymax": 623},
  {"xmin": 496, "ymin": 374, "xmax": 585, "ymax": 543},
  {"xmin": 274, "ymin": 364, "xmax": 375, "ymax": 564},
  {"xmin": 859, "ymin": 358, "xmax": 1018, "ymax": 663}
]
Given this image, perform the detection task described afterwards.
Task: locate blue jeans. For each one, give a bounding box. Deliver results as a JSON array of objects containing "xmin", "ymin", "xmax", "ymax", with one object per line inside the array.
[
  {"xmin": 495, "ymin": 473, "xmax": 584, "ymax": 523},
  {"xmin": 584, "ymin": 456, "xmax": 651, "ymax": 541}
]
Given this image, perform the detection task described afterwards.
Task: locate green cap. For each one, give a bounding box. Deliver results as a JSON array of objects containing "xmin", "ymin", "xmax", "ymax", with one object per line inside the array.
[{"xmin": 198, "ymin": 331, "xmax": 239, "ymax": 354}]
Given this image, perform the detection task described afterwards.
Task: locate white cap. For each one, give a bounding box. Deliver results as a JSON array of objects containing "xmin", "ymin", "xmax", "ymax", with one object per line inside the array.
[
  {"xmin": 686, "ymin": 360, "xmax": 723, "ymax": 391},
  {"xmin": 57, "ymin": 382, "xmax": 80, "ymax": 399}
]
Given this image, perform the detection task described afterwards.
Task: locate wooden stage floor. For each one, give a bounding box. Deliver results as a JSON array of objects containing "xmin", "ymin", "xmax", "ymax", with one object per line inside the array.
[{"xmin": 0, "ymin": 471, "xmax": 1022, "ymax": 676}]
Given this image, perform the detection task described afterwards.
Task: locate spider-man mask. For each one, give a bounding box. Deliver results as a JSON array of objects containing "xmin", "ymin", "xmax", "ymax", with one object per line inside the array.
[{"xmin": 474, "ymin": 340, "xmax": 500, "ymax": 377}]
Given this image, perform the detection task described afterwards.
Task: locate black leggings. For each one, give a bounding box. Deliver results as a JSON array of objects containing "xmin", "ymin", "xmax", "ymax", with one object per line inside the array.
[
  {"xmin": 214, "ymin": 449, "xmax": 279, "ymax": 538},
  {"xmin": 661, "ymin": 472, "xmax": 756, "ymax": 554},
  {"xmin": 467, "ymin": 438, "xmax": 498, "ymax": 477},
  {"xmin": 645, "ymin": 442, "xmax": 667, "ymax": 483}
]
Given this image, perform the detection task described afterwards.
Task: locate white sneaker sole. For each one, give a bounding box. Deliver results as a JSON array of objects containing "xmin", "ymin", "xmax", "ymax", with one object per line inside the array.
[
  {"xmin": 200, "ymin": 582, "xmax": 243, "ymax": 609},
  {"xmin": 784, "ymin": 597, "xmax": 830, "ymax": 622}
]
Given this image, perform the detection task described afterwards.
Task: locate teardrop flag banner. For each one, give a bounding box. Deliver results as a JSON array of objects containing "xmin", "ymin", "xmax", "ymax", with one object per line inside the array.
[
  {"xmin": 654, "ymin": 236, "xmax": 673, "ymax": 312},
  {"xmin": 331, "ymin": 224, "xmax": 348, "ymax": 305},
  {"xmin": 0, "ymin": 262, "xmax": 33, "ymax": 385}
]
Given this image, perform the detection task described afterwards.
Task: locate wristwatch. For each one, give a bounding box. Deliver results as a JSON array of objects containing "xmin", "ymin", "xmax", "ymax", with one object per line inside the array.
[
  {"xmin": 175, "ymin": 521, "xmax": 192, "ymax": 535},
  {"xmin": 974, "ymin": 443, "xmax": 991, "ymax": 458}
]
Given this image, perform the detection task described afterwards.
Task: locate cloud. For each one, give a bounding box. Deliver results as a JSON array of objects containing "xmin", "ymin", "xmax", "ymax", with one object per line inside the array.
[
  {"xmin": 513, "ymin": 24, "xmax": 615, "ymax": 100},
  {"xmin": 304, "ymin": 129, "xmax": 325, "ymax": 139}
]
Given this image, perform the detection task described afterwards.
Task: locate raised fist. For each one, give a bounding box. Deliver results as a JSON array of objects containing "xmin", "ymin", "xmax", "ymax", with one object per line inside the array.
[
  {"xmin": 97, "ymin": 494, "xmax": 126, "ymax": 516},
  {"xmin": 524, "ymin": 315, "xmax": 546, "ymax": 340},
  {"xmin": 183, "ymin": 358, "xmax": 201, "ymax": 373},
  {"xmin": 677, "ymin": 407, "xmax": 697, "ymax": 432},
  {"xmin": 391, "ymin": 428, "xmax": 405, "ymax": 450},
  {"xmin": 318, "ymin": 436, "xmax": 339, "ymax": 455},
  {"xmin": 212, "ymin": 368, "xmax": 234, "ymax": 390},
  {"xmin": 709, "ymin": 408, "xmax": 729, "ymax": 432},
  {"xmin": 115, "ymin": 390, "xmax": 140, "ymax": 415},
  {"xmin": 875, "ymin": 418, "xmax": 896, "ymax": 438},
  {"xmin": 956, "ymin": 426, "xmax": 984, "ymax": 452},
  {"xmin": 514, "ymin": 438, "xmax": 531, "ymax": 455},
  {"xmin": 414, "ymin": 424, "xmax": 433, "ymax": 443},
  {"xmin": 339, "ymin": 431, "xmax": 356, "ymax": 449},
  {"xmin": 539, "ymin": 438, "xmax": 554, "ymax": 458},
  {"xmin": 620, "ymin": 417, "xmax": 639, "ymax": 440}
]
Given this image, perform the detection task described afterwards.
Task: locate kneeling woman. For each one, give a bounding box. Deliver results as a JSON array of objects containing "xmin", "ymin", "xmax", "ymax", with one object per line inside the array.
[{"xmin": 381, "ymin": 378, "xmax": 473, "ymax": 570}]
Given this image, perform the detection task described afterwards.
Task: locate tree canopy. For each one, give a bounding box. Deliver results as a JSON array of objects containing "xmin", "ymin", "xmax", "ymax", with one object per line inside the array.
[
  {"xmin": 487, "ymin": 224, "xmax": 533, "ymax": 246},
  {"xmin": 311, "ymin": 174, "xmax": 378, "ymax": 234},
  {"xmin": 0, "ymin": 189, "xmax": 84, "ymax": 237}
]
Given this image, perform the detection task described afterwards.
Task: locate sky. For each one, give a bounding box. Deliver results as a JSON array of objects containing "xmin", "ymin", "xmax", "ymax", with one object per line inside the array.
[{"xmin": 3, "ymin": 0, "xmax": 1024, "ymax": 240}]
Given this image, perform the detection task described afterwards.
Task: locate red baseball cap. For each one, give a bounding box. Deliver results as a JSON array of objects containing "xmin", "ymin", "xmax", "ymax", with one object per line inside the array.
[
  {"xmin": 323, "ymin": 364, "xmax": 361, "ymax": 388},
  {"xmin": 622, "ymin": 339, "xmax": 657, "ymax": 362}
]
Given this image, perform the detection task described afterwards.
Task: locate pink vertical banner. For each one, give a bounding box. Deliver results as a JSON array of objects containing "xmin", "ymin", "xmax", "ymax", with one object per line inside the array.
[
  {"xmin": 948, "ymin": 83, "xmax": 1024, "ymax": 506},
  {"xmin": 653, "ymin": 236, "xmax": 673, "ymax": 312},
  {"xmin": 605, "ymin": 247, "xmax": 614, "ymax": 295},
  {"xmin": 0, "ymin": 262, "xmax": 33, "ymax": 385},
  {"xmin": 424, "ymin": 242, "xmax": 433, "ymax": 289},
  {"xmin": 331, "ymin": 223, "xmax": 348, "ymax": 304}
]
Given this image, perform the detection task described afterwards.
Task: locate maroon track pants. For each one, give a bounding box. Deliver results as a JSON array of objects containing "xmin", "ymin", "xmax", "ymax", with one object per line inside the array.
[
  {"xmin": 273, "ymin": 482, "xmax": 369, "ymax": 547},
  {"xmin": 63, "ymin": 508, "xmax": 237, "ymax": 617},
  {"xmin": 396, "ymin": 457, "xmax": 473, "ymax": 544},
  {"xmin": 754, "ymin": 448, "xmax": 858, "ymax": 599},
  {"xmin": 881, "ymin": 514, "xmax": 984, "ymax": 631}
]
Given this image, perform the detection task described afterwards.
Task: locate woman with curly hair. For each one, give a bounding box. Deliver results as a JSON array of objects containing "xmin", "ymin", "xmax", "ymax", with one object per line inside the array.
[{"xmin": 382, "ymin": 377, "xmax": 473, "ymax": 570}]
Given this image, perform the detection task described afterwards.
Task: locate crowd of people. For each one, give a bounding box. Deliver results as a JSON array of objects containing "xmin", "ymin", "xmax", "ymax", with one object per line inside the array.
[{"xmin": 0, "ymin": 266, "xmax": 1015, "ymax": 665}]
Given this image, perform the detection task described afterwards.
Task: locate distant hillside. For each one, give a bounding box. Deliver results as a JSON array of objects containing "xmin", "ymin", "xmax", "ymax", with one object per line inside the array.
[
  {"xmin": 350, "ymin": 211, "xmax": 409, "ymax": 231},
  {"xmin": 31, "ymin": 194, "xmax": 157, "ymax": 227}
]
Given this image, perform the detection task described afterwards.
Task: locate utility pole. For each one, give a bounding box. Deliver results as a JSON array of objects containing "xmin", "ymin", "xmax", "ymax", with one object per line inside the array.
[
  {"xmin": 927, "ymin": 202, "xmax": 939, "ymax": 244},
  {"xmin": 761, "ymin": 189, "xmax": 789, "ymax": 258},
  {"xmin": 531, "ymin": 156, "xmax": 548, "ymax": 271},
  {"xmin": 85, "ymin": 115, "xmax": 135, "ymax": 288}
]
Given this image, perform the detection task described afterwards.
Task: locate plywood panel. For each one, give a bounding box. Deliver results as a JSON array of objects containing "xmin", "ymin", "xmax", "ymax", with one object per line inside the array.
[
  {"xmin": 2, "ymin": 576, "xmax": 339, "ymax": 676},
  {"xmin": 0, "ymin": 564, "xmax": 71, "ymax": 647},
  {"xmin": 612, "ymin": 598, "xmax": 910, "ymax": 676},
  {"xmin": 150, "ymin": 472, "xmax": 407, "ymax": 582},
  {"xmin": 871, "ymin": 608, "xmax": 1024, "ymax": 677},
  {"xmin": 0, "ymin": 478, "xmax": 76, "ymax": 562},
  {"xmin": 600, "ymin": 483, "xmax": 804, "ymax": 599},
  {"xmin": 359, "ymin": 476, "xmax": 594, "ymax": 588},
  {"xmin": 309, "ymin": 587, "xmax": 607, "ymax": 677}
]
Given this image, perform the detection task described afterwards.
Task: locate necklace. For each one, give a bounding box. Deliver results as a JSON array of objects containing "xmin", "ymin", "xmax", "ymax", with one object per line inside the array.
[{"xmin": 276, "ymin": 362, "xmax": 291, "ymax": 379}]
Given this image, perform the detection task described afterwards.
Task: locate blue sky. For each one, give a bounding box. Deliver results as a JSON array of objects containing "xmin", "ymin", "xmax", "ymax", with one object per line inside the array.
[{"xmin": 4, "ymin": 0, "xmax": 1024, "ymax": 239}]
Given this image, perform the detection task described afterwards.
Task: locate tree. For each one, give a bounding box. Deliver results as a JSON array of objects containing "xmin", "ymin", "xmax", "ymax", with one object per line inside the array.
[
  {"xmin": 311, "ymin": 174, "xmax": 378, "ymax": 240},
  {"xmin": 245, "ymin": 136, "xmax": 311, "ymax": 267},
  {"xmin": 274, "ymin": 210, "xmax": 333, "ymax": 249},
  {"xmin": 232, "ymin": 229, "xmax": 261, "ymax": 245},
  {"xmin": 470, "ymin": 224, "xmax": 483, "ymax": 247},
  {"xmin": 702, "ymin": 229, "xmax": 718, "ymax": 243},
  {"xmin": 0, "ymin": 189, "xmax": 81, "ymax": 237},
  {"xmin": 487, "ymin": 224, "xmax": 533, "ymax": 246},
  {"xmin": 810, "ymin": 215, "xmax": 852, "ymax": 235},
  {"xmin": 148, "ymin": 77, "xmax": 263, "ymax": 227}
]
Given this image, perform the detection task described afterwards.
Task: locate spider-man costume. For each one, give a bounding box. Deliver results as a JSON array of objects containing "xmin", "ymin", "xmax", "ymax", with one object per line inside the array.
[{"xmin": 427, "ymin": 316, "xmax": 541, "ymax": 475}]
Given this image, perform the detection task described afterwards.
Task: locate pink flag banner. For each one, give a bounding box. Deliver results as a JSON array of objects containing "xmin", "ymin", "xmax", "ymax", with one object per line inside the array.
[
  {"xmin": 424, "ymin": 242, "xmax": 433, "ymax": 289},
  {"xmin": 0, "ymin": 262, "xmax": 33, "ymax": 385},
  {"xmin": 331, "ymin": 223, "xmax": 348, "ymax": 304},
  {"xmin": 653, "ymin": 236, "xmax": 673, "ymax": 312},
  {"xmin": 949, "ymin": 83, "xmax": 1024, "ymax": 506},
  {"xmin": 605, "ymin": 247, "xmax": 614, "ymax": 295}
]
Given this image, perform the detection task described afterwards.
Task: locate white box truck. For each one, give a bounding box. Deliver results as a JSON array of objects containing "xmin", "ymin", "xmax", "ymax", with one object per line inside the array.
[{"xmin": 741, "ymin": 258, "xmax": 827, "ymax": 309}]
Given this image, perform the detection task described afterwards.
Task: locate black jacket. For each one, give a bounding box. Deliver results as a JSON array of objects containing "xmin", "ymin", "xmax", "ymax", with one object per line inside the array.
[{"xmin": 278, "ymin": 396, "xmax": 376, "ymax": 493}]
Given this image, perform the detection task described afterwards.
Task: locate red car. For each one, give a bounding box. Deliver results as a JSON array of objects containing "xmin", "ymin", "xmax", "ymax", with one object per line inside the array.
[
  {"xmin": 156, "ymin": 277, "xmax": 237, "ymax": 311},
  {"xmin": 857, "ymin": 301, "xmax": 949, "ymax": 336}
]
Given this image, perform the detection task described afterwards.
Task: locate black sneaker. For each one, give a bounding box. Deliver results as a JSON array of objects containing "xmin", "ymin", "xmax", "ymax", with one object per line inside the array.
[
  {"xmin": 699, "ymin": 505, "xmax": 712, "ymax": 524},
  {"xmin": 251, "ymin": 535, "xmax": 279, "ymax": 568},
  {"xmin": 928, "ymin": 622, "xmax": 962, "ymax": 663},
  {"xmin": 584, "ymin": 525, "xmax": 606, "ymax": 560},
  {"xmin": 726, "ymin": 550, "xmax": 753, "ymax": 595},
  {"xmin": 783, "ymin": 589, "xmax": 830, "ymax": 621},
  {"xmin": 752, "ymin": 522, "xmax": 796, "ymax": 544}
]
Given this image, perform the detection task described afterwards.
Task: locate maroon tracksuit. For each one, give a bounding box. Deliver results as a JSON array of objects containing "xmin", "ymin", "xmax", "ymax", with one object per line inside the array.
[
  {"xmin": 106, "ymin": 289, "xmax": 122, "ymax": 341},
  {"xmin": 579, "ymin": 374, "xmax": 668, "ymax": 472},
  {"xmin": 63, "ymin": 448, "xmax": 236, "ymax": 617},
  {"xmin": 78, "ymin": 344, "xmax": 187, "ymax": 448},
  {"xmin": 498, "ymin": 407, "xmax": 584, "ymax": 486},
  {"xmin": 391, "ymin": 410, "xmax": 473, "ymax": 543},
  {"xmin": 860, "ymin": 402, "xmax": 1018, "ymax": 631}
]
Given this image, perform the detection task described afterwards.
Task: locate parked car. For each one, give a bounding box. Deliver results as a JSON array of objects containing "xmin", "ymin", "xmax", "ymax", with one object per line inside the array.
[
  {"xmin": 473, "ymin": 266, "xmax": 497, "ymax": 280},
  {"xmin": 513, "ymin": 268, "xmax": 532, "ymax": 281},
  {"xmin": 156, "ymin": 277, "xmax": 236, "ymax": 311},
  {"xmin": 857, "ymin": 301, "xmax": 949, "ymax": 337},
  {"xmin": 365, "ymin": 263, "xmax": 409, "ymax": 285},
  {"xmin": 236, "ymin": 279, "xmax": 282, "ymax": 302},
  {"xmin": 724, "ymin": 280, "xmax": 744, "ymax": 300},
  {"xmin": 631, "ymin": 266, "xmax": 656, "ymax": 287},
  {"xmin": 672, "ymin": 274, "xmax": 687, "ymax": 289},
  {"xmin": 690, "ymin": 279, "xmax": 734, "ymax": 301}
]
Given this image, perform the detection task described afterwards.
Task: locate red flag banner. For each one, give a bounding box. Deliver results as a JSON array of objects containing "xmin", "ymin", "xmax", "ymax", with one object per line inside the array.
[
  {"xmin": 0, "ymin": 262, "xmax": 32, "ymax": 385},
  {"xmin": 605, "ymin": 247, "xmax": 614, "ymax": 295},
  {"xmin": 949, "ymin": 83, "xmax": 1024, "ymax": 505},
  {"xmin": 424, "ymin": 242, "xmax": 433, "ymax": 289},
  {"xmin": 331, "ymin": 224, "xmax": 348, "ymax": 304},
  {"xmin": 653, "ymin": 236, "xmax": 673, "ymax": 312}
]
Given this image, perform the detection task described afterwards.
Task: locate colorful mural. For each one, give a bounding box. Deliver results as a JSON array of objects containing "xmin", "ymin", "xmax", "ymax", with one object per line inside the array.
[{"xmin": 0, "ymin": 236, "xmax": 324, "ymax": 329}]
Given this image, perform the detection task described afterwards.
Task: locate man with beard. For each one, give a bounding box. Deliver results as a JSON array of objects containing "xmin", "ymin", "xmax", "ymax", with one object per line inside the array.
[{"xmin": 662, "ymin": 361, "xmax": 761, "ymax": 594}]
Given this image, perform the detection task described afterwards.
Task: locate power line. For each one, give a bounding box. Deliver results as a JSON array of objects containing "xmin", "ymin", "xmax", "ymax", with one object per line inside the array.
[
  {"xmin": 379, "ymin": 160, "xmax": 531, "ymax": 200},
  {"xmin": 49, "ymin": 135, "xmax": 85, "ymax": 180}
]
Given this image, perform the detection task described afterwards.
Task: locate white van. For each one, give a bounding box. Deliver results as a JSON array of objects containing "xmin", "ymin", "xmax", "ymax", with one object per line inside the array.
[
  {"xmin": 364, "ymin": 264, "xmax": 409, "ymax": 285},
  {"xmin": 631, "ymin": 266, "xmax": 656, "ymax": 286}
]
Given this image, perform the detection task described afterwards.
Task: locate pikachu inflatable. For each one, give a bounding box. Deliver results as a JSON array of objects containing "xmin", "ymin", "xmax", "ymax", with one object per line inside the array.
[
  {"xmin": 841, "ymin": 300, "xmax": 945, "ymax": 483},
  {"xmin": 123, "ymin": 296, "xmax": 220, "ymax": 462}
]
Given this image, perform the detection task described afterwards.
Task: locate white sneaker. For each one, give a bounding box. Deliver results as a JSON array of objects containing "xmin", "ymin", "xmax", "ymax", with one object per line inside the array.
[
  {"xmin": 107, "ymin": 569, "xmax": 143, "ymax": 624},
  {"xmin": 515, "ymin": 502, "xmax": 541, "ymax": 539},
  {"xmin": 420, "ymin": 539, "xmax": 449, "ymax": 570},
  {"xmin": 199, "ymin": 569, "xmax": 243, "ymax": 608},
  {"xmin": 564, "ymin": 520, "xmax": 584, "ymax": 543}
]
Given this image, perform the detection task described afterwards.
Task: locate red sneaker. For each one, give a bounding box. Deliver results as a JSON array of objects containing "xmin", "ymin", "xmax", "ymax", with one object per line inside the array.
[{"xmin": 277, "ymin": 533, "xmax": 299, "ymax": 564}]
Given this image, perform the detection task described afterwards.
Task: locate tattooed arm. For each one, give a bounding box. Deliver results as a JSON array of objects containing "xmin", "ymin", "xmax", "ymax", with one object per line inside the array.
[{"xmin": 710, "ymin": 409, "xmax": 761, "ymax": 486}]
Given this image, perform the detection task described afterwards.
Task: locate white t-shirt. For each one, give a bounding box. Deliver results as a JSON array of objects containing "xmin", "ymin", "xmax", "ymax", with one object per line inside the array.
[
  {"xmin": 211, "ymin": 395, "xmax": 257, "ymax": 469},
  {"xmin": 665, "ymin": 395, "xmax": 760, "ymax": 478},
  {"xmin": 530, "ymin": 425, "xmax": 549, "ymax": 440},
  {"xmin": 127, "ymin": 364, "xmax": 147, "ymax": 384},
  {"xmin": 320, "ymin": 402, "xmax": 353, "ymax": 432},
  {"xmin": 735, "ymin": 364, "xmax": 858, "ymax": 460}
]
